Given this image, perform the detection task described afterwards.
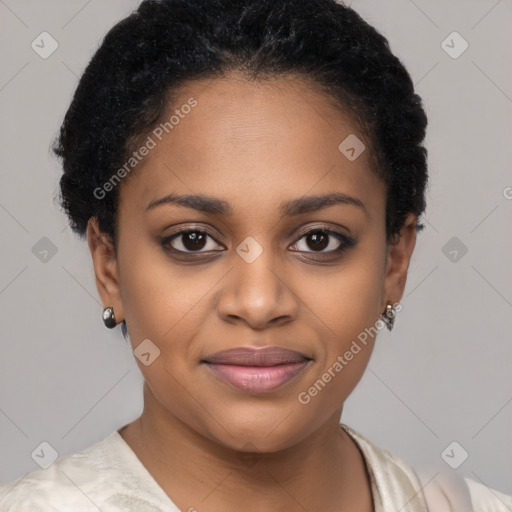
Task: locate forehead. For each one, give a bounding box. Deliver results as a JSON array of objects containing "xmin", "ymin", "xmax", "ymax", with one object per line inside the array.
[{"xmin": 118, "ymin": 73, "xmax": 385, "ymax": 220}]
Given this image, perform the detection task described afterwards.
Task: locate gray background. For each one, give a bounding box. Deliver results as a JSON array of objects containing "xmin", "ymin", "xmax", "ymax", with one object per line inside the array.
[{"xmin": 1, "ymin": 0, "xmax": 511, "ymax": 497}]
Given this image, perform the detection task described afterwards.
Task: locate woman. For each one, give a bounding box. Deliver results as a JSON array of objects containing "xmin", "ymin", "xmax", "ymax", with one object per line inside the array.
[{"xmin": 1, "ymin": 0, "xmax": 510, "ymax": 510}]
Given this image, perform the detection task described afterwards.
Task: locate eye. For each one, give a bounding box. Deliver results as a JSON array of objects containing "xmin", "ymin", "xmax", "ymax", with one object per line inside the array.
[
  {"xmin": 162, "ymin": 229, "xmax": 224, "ymax": 253},
  {"xmin": 289, "ymin": 228, "xmax": 353, "ymax": 255},
  {"xmin": 161, "ymin": 226, "xmax": 354, "ymax": 258}
]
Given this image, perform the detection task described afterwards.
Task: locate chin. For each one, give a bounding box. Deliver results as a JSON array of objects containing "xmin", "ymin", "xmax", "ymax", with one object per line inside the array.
[{"xmin": 202, "ymin": 412, "xmax": 313, "ymax": 454}]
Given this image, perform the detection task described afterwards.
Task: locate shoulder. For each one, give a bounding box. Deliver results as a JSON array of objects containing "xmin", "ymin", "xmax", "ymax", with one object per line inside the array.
[
  {"xmin": 0, "ymin": 432, "xmax": 119, "ymax": 511},
  {"xmin": 418, "ymin": 471, "xmax": 512, "ymax": 512},
  {"xmin": 0, "ymin": 431, "xmax": 176, "ymax": 512},
  {"xmin": 340, "ymin": 423, "xmax": 430, "ymax": 511},
  {"xmin": 465, "ymin": 477, "xmax": 512, "ymax": 512},
  {"xmin": 341, "ymin": 424, "xmax": 512, "ymax": 512}
]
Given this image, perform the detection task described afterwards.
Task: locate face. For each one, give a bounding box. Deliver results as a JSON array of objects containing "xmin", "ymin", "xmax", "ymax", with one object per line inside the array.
[{"xmin": 88, "ymin": 73, "xmax": 416, "ymax": 452}]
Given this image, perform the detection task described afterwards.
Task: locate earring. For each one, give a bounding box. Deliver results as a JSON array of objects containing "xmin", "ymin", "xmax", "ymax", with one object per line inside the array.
[
  {"xmin": 102, "ymin": 306, "xmax": 117, "ymax": 329},
  {"xmin": 380, "ymin": 303, "xmax": 396, "ymax": 332}
]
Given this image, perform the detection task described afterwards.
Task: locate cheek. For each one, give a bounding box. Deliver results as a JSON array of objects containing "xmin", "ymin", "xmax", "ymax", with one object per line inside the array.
[
  {"xmin": 297, "ymin": 245, "xmax": 385, "ymax": 399},
  {"xmin": 117, "ymin": 248, "xmax": 213, "ymax": 421},
  {"xmin": 117, "ymin": 240, "xmax": 210, "ymax": 352},
  {"xmin": 307, "ymin": 248, "xmax": 385, "ymax": 343}
]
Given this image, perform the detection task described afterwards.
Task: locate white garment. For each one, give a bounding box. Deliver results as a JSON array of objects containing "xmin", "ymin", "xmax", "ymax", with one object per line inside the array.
[{"xmin": 0, "ymin": 423, "xmax": 510, "ymax": 511}]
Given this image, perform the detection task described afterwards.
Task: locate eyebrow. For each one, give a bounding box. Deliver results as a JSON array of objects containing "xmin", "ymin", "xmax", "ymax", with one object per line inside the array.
[{"xmin": 145, "ymin": 192, "xmax": 367, "ymax": 217}]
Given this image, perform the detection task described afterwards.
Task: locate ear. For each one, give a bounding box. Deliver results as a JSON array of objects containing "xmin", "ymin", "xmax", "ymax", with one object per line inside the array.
[
  {"xmin": 87, "ymin": 217, "xmax": 124, "ymax": 324},
  {"xmin": 380, "ymin": 212, "xmax": 418, "ymax": 311}
]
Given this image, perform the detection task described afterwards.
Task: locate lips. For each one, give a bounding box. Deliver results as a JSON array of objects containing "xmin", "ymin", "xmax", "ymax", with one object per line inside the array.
[
  {"xmin": 203, "ymin": 346, "xmax": 310, "ymax": 366},
  {"xmin": 202, "ymin": 346, "xmax": 312, "ymax": 393}
]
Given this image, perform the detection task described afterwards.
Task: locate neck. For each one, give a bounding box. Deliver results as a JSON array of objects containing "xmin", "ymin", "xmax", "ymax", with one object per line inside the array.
[{"xmin": 119, "ymin": 382, "xmax": 373, "ymax": 512}]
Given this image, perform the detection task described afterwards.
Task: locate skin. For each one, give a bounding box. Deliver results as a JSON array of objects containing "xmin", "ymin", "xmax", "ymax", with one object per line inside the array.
[{"xmin": 87, "ymin": 73, "xmax": 417, "ymax": 512}]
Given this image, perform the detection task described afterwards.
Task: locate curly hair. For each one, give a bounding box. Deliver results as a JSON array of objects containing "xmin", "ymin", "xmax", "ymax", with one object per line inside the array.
[{"xmin": 53, "ymin": 0, "xmax": 428, "ymax": 336}]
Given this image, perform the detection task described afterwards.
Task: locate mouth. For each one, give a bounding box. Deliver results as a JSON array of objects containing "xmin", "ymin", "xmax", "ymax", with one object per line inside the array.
[{"xmin": 201, "ymin": 346, "xmax": 312, "ymax": 393}]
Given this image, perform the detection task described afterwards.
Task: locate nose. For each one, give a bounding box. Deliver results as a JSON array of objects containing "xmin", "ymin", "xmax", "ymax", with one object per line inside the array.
[{"xmin": 216, "ymin": 246, "xmax": 299, "ymax": 330}]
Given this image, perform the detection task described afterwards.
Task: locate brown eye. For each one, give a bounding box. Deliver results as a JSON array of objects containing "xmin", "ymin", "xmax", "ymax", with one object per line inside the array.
[
  {"xmin": 162, "ymin": 230, "xmax": 223, "ymax": 253},
  {"xmin": 291, "ymin": 229, "xmax": 351, "ymax": 254},
  {"xmin": 305, "ymin": 232, "xmax": 329, "ymax": 251},
  {"xmin": 181, "ymin": 231, "xmax": 207, "ymax": 251}
]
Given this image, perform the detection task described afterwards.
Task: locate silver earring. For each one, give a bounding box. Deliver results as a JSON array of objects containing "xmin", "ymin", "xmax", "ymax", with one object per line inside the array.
[
  {"xmin": 102, "ymin": 306, "xmax": 116, "ymax": 329},
  {"xmin": 380, "ymin": 304, "xmax": 396, "ymax": 331}
]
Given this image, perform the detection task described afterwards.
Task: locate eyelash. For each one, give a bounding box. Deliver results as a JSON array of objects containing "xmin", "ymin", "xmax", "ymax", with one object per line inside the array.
[{"xmin": 161, "ymin": 226, "xmax": 355, "ymax": 260}]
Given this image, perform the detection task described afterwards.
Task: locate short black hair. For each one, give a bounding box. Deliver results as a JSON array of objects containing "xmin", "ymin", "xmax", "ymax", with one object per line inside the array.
[{"xmin": 53, "ymin": 0, "xmax": 428, "ymax": 337}]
